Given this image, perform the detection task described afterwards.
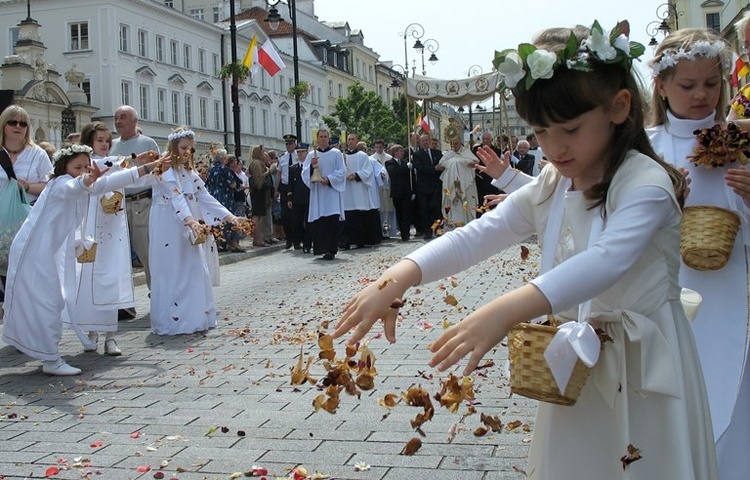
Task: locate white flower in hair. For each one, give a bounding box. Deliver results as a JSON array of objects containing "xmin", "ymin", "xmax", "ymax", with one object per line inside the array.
[
  {"xmin": 584, "ymin": 27, "xmax": 617, "ymax": 61},
  {"xmin": 651, "ymin": 39, "xmax": 729, "ymax": 76},
  {"xmin": 527, "ymin": 49, "xmax": 557, "ymax": 80},
  {"xmin": 167, "ymin": 129, "xmax": 196, "ymax": 142},
  {"xmin": 496, "ymin": 51, "xmax": 525, "ymax": 89},
  {"xmin": 613, "ymin": 34, "xmax": 630, "ymax": 53},
  {"xmin": 52, "ymin": 144, "xmax": 93, "ymax": 162}
]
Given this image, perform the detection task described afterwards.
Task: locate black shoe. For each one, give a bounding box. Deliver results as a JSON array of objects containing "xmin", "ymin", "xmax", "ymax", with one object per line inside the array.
[
  {"xmin": 322, "ymin": 252, "xmax": 335, "ymax": 260},
  {"xmin": 285, "ymin": 241, "xmax": 293, "ymax": 250},
  {"xmin": 118, "ymin": 308, "xmax": 137, "ymax": 320},
  {"xmin": 303, "ymin": 247, "xmax": 311, "ymax": 253}
]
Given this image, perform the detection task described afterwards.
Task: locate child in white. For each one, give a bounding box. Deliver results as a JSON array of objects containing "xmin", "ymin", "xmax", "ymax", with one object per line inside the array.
[
  {"xmin": 2, "ymin": 145, "xmax": 162, "ymax": 375},
  {"xmin": 334, "ymin": 21, "xmax": 717, "ymax": 479},
  {"xmin": 147, "ymin": 127, "xmax": 249, "ymax": 335},
  {"xmin": 63, "ymin": 122, "xmax": 153, "ymax": 356},
  {"xmin": 646, "ymin": 29, "xmax": 750, "ymax": 480}
]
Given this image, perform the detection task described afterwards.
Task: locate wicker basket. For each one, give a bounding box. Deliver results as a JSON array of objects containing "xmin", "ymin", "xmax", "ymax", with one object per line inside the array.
[
  {"xmin": 508, "ymin": 322, "xmax": 591, "ymax": 406},
  {"xmin": 100, "ymin": 191, "xmax": 124, "ymax": 214},
  {"xmin": 189, "ymin": 229, "xmax": 207, "ymax": 246},
  {"xmin": 680, "ymin": 206, "xmax": 740, "ymax": 271},
  {"xmin": 76, "ymin": 242, "xmax": 98, "ymax": 263}
]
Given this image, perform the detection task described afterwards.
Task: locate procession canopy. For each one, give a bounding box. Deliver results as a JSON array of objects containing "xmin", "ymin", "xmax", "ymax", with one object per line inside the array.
[{"xmin": 405, "ymin": 72, "xmax": 502, "ymax": 105}]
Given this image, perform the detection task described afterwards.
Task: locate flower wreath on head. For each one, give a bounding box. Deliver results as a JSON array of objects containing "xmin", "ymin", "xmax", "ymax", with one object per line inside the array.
[
  {"xmin": 52, "ymin": 144, "xmax": 93, "ymax": 163},
  {"xmin": 650, "ymin": 40, "xmax": 730, "ymax": 77},
  {"xmin": 167, "ymin": 129, "xmax": 195, "ymax": 142},
  {"xmin": 493, "ymin": 20, "xmax": 645, "ymax": 93}
]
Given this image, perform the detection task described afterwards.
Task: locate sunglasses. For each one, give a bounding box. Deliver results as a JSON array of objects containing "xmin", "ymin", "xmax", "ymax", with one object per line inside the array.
[{"xmin": 6, "ymin": 120, "xmax": 28, "ymax": 128}]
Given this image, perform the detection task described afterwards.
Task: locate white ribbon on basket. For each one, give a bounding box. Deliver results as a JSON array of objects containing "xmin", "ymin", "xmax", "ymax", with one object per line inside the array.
[
  {"xmin": 74, "ymin": 236, "xmax": 96, "ymax": 258},
  {"xmin": 538, "ymin": 177, "xmax": 603, "ymax": 394}
]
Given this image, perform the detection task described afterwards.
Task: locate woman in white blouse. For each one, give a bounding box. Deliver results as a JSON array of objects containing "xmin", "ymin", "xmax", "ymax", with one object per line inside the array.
[{"xmin": 0, "ymin": 106, "xmax": 53, "ymax": 203}]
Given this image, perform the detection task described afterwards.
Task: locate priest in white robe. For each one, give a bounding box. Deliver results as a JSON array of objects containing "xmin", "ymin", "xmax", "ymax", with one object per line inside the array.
[
  {"xmin": 302, "ymin": 128, "xmax": 346, "ymax": 260},
  {"xmin": 438, "ymin": 139, "xmax": 479, "ymax": 229},
  {"xmin": 340, "ymin": 133, "xmax": 377, "ymax": 248},
  {"xmin": 370, "ymin": 139, "xmax": 397, "ymax": 238}
]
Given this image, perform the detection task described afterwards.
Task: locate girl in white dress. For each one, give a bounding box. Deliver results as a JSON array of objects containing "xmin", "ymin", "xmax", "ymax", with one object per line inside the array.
[
  {"xmin": 646, "ymin": 29, "xmax": 750, "ymax": 480},
  {"xmin": 334, "ymin": 21, "xmax": 717, "ymax": 479},
  {"xmin": 2, "ymin": 145, "xmax": 162, "ymax": 375},
  {"xmin": 63, "ymin": 122, "xmax": 149, "ymax": 356},
  {"xmin": 147, "ymin": 127, "xmax": 249, "ymax": 335}
]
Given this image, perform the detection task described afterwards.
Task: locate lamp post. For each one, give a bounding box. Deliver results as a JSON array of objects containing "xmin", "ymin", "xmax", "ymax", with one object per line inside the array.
[
  {"xmin": 655, "ymin": 2, "xmax": 683, "ymax": 35},
  {"xmin": 466, "ymin": 64, "xmax": 482, "ymax": 145},
  {"xmin": 401, "ymin": 23, "xmax": 424, "ymax": 78},
  {"xmin": 265, "ymin": 0, "xmax": 302, "ymax": 142},
  {"xmin": 416, "ymin": 38, "xmax": 439, "ymax": 76},
  {"xmin": 646, "ymin": 21, "xmax": 662, "ymax": 47},
  {"xmin": 228, "ymin": 0, "xmax": 242, "ymax": 157}
]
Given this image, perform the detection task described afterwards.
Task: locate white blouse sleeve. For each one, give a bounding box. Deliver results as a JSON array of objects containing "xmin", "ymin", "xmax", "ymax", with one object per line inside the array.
[
  {"xmin": 531, "ymin": 185, "xmax": 677, "ymax": 313},
  {"xmin": 406, "ymin": 191, "xmax": 536, "ymax": 284},
  {"xmin": 491, "ymin": 167, "xmax": 534, "ymax": 193}
]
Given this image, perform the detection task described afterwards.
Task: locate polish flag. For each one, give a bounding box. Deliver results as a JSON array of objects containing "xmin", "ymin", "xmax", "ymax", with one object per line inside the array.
[
  {"xmin": 420, "ymin": 115, "xmax": 435, "ymax": 133},
  {"xmin": 258, "ymin": 39, "xmax": 286, "ymax": 77},
  {"xmin": 731, "ymin": 52, "xmax": 750, "ymax": 88}
]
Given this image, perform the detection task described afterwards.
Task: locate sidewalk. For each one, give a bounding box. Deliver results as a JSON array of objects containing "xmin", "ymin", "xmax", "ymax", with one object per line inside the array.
[{"xmin": 0, "ymin": 239, "xmax": 538, "ymax": 479}]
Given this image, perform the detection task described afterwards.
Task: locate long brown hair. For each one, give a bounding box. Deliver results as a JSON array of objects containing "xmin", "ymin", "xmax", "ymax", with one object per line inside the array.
[{"xmin": 514, "ymin": 25, "xmax": 685, "ymax": 210}]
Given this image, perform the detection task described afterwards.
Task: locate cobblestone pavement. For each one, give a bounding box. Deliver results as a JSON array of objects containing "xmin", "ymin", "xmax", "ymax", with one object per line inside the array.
[{"xmin": 0, "ymin": 238, "xmax": 541, "ymax": 480}]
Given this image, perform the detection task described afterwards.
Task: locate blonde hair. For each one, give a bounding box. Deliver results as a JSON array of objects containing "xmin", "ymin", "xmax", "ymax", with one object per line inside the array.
[
  {"xmin": 649, "ymin": 28, "xmax": 729, "ymax": 126},
  {"xmin": 166, "ymin": 126, "xmax": 195, "ymax": 170},
  {"xmin": 0, "ymin": 105, "xmax": 33, "ymax": 148}
]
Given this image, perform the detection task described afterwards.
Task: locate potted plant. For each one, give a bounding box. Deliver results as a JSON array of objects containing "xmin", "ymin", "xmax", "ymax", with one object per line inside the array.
[
  {"xmin": 219, "ymin": 62, "xmax": 251, "ymax": 84},
  {"xmin": 287, "ymin": 80, "xmax": 311, "ymax": 99}
]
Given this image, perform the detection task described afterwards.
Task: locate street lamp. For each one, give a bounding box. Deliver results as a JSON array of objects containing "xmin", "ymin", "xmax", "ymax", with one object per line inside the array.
[
  {"xmin": 646, "ymin": 21, "xmax": 662, "ymax": 47},
  {"xmin": 401, "ymin": 23, "xmax": 424, "ymax": 78},
  {"xmin": 466, "ymin": 65, "xmax": 483, "ymax": 145},
  {"xmin": 416, "ymin": 38, "xmax": 439, "ymax": 76},
  {"xmin": 387, "ymin": 63, "xmax": 407, "ymax": 88},
  {"xmin": 228, "ymin": 0, "xmax": 242, "ymax": 157},
  {"xmin": 264, "ymin": 0, "xmax": 302, "ymax": 142},
  {"xmin": 655, "ymin": 2, "xmax": 683, "ymax": 35}
]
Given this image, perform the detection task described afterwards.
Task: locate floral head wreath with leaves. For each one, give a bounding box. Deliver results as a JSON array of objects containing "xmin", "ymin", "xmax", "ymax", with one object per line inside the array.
[
  {"xmin": 167, "ymin": 129, "xmax": 195, "ymax": 142},
  {"xmin": 52, "ymin": 144, "xmax": 93, "ymax": 164},
  {"xmin": 493, "ymin": 20, "xmax": 645, "ymax": 93}
]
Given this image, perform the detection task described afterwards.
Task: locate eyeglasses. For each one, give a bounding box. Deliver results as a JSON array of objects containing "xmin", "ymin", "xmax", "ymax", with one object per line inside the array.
[{"xmin": 6, "ymin": 120, "xmax": 28, "ymax": 128}]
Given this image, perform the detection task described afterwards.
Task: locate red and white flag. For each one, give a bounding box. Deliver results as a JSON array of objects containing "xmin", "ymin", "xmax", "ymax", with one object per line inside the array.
[
  {"xmin": 420, "ymin": 115, "xmax": 435, "ymax": 133},
  {"xmin": 258, "ymin": 39, "xmax": 286, "ymax": 76}
]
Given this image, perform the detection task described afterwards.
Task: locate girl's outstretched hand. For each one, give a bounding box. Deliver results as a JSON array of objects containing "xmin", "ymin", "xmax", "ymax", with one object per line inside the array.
[
  {"xmin": 483, "ymin": 193, "xmax": 508, "ymax": 208},
  {"xmin": 726, "ymin": 167, "xmax": 750, "ymax": 202},
  {"xmin": 333, "ymin": 260, "xmax": 421, "ymax": 345},
  {"xmin": 429, "ymin": 307, "xmax": 511, "ymax": 376},
  {"xmin": 474, "ymin": 146, "xmax": 510, "ymax": 180}
]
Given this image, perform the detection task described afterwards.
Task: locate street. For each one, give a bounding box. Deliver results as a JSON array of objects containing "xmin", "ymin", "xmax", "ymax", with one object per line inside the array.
[{"xmin": 0, "ymin": 239, "xmax": 539, "ymax": 480}]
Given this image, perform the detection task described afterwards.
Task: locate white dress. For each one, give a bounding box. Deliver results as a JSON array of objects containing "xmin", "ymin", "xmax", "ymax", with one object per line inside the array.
[
  {"xmin": 147, "ymin": 166, "xmax": 231, "ymax": 335},
  {"xmin": 648, "ymin": 110, "xmax": 750, "ymax": 479},
  {"xmin": 2, "ymin": 168, "xmax": 142, "ymax": 361},
  {"xmin": 407, "ymin": 151, "xmax": 717, "ymax": 479},
  {"xmin": 63, "ymin": 155, "xmax": 135, "ymax": 334},
  {"xmin": 0, "ymin": 144, "xmax": 53, "ymax": 203}
]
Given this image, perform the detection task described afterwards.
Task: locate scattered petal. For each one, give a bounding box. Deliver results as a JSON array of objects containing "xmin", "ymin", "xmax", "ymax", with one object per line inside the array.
[
  {"xmin": 44, "ymin": 466, "xmax": 60, "ymax": 478},
  {"xmin": 400, "ymin": 437, "xmax": 422, "ymax": 455},
  {"xmin": 136, "ymin": 465, "xmax": 151, "ymax": 473},
  {"xmin": 129, "ymin": 430, "xmax": 141, "ymax": 439},
  {"xmin": 354, "ymin": 462, "xmax": 371, "ymax": 471}
]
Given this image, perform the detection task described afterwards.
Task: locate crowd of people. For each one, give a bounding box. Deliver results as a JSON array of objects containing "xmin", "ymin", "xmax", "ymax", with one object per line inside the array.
[{"xmin": 2, "ymin": 13, "xmax": 750, "ymax": 480}]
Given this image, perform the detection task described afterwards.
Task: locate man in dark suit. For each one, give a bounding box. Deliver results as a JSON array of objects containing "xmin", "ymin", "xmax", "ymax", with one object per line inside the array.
[
  {"xmin": 471, "ymin": 131, "xmax": 502, "ymax": 216},
  {"xmin": 412, "ymin": 133, "xmax": 443, "ymax": 240},
  {"xmin": 385, "ymin": 144, "xmax": 416, "ymax": 241},
  {"xmin": 512, "ymin": 139, "xmax": 536, "ymax": 176},
  {"xmin": 287, "ymin": 143, "xmax": 312, "ymax": 253}
]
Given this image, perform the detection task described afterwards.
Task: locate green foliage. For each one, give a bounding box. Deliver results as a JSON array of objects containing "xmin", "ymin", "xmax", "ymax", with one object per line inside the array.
[
  {"xmin": 287, "ymin": 80, "xmax": 311, "ymax": 98},
  {"xmin": 219, "ymin": 62, "xmax": 250, "ymax": 83},
  {"xmin": 322, "ymin": 83, "xmax": 404, "ymax": 145}
]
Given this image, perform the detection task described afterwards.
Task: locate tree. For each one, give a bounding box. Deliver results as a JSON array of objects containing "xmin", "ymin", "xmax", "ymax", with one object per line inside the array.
[{"xmin": 322, "ymin": 83, "xmax": 403, "ymax": 145}]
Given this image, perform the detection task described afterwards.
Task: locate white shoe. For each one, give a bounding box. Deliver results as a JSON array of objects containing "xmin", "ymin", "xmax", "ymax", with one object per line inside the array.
[
  {"xmin": 84, "ymin": 332, "xmax": 98, "ymax": 352},
  {"xmin": 42, "ymin": 358, "xmax": 82, "ymax": 376},
  {"xmin": 104, "ymin": 339, "xmax": 122, "ymax": 356}
]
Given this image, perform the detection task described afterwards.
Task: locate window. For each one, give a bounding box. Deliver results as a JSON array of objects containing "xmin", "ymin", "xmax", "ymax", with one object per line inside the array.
[
  {"xmin": 157, "ymin": 88, "xmax": 166, "ymax": 123},
  {"xmin": 212, "ymin": 53, "xmax": 220, "ymax": 76},
  {"xmin": 281, "ymin": 115, "xmax": 287, "ymax": 134},
  {"xmin": 156, "ymin": 35, "xmax": 165, "ymax": 62},
  {"xmin": 139, "ymin": 85, "xmax": 150, "ymax": 120},
  {"xmin": 171, "ymin": 91, "xmax": 180, "ymax": 124},
  {"xmin": 706, "ymin": 13, "xmax": 721, "ymax": 34},
  {"xmin": 317, "ymin": 88, "xmax": 322, "ymax": 106},
  {"xmin": 199, "ymin": 98, "xmax": 208, "ymax": 128},
  {"xmin": 249, "ymin": 106, "xmax": 256, "ymax": 134},
  {"xmin": 213, "ymin": 7, "xmax": 221, "ymax": 22},
  {"xmin": 261, "ymin": 70, "xmax": 267, "ymax": 89},
  {"xmin": 183, "ymin": 44, "xmax": 192, "ymax": 70},
  {"xmin": 355, "ymin": 58, "xmax": 360, "ymax": 77},
  {"xmin": 369, "ymin": 65, "xmax": 373, "ymax": 82},
  {"xmin": 378, "ymin": 85, "xmax": 383, "ymax": 99},
  {"xmin": 214, "ymin": 100, "xmax": 221, "ymax": 130},
  {"xmin": 310, "ymin": 87, "xmax": 314, "ymax": 104},
  {"xmin": 198, "ymin": 49, "xmax": 206, "ymax": 73},
  {"xmin": 121, "ymin": 81, "xmax": 131, "ymax": 106},
  {"xmin": 170, "ymin": 40, "xmax": 178, "ymax": 65},
  {"xmin": 138, "ymin": 29, "xmax": 148, "ymax": 57},
  {"xmin": 338, "ymin": 83, "xmax": 343, "ymax": 98},
  {"xmin": 82, "ymin": 79, "xmax": 91, "ymax": 104},
  {"xmin": 328, "ymin": 80, "xmax": 333, "ymax": 97},
  {"xmin": 69, "ymin": 22, "xmax": 88, "ymax": 51},
  {"xmin": 185, "ymin": 94, "xmax": 193, "ymax": 126},
  {"xmin": 164, "ymin": 0, "xmax": 173, "ymax": 7},
  {"xmin": 190, "ymin": 9, "xmax": 204, "ymax": 20},
  {"xmin": 119, "ymin": 24, "xmax": 130, "ymax": 53},
  {"xmin": 279, "ymin": 75, "xmax": 285, "ymax": 95},
  {"xmin": 262, "ymin": 109, "xmax": 268, "ymax": 135}
]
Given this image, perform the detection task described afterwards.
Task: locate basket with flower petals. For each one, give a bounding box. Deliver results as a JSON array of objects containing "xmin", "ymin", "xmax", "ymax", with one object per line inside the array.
[
  {"xmin": 100, "ymin": 191, "xmax": 124, "ymax": 214},
  {"xmin": 76, "ymin": 242, "xmax": 98, "ymax": 263}
]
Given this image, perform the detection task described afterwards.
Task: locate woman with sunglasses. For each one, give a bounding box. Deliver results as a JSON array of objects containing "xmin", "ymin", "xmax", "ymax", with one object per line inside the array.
[{"xmin": 0, "ymin": 105, "xmax": 53, "ymax": 204}]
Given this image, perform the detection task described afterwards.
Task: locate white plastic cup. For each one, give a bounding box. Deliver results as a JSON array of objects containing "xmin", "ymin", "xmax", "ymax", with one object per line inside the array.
[{"xmin": 680, "ymin": 288, "xmax": 702, "ymax": 323}]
